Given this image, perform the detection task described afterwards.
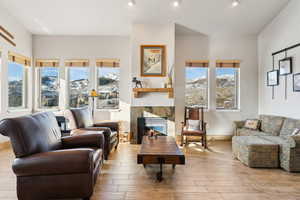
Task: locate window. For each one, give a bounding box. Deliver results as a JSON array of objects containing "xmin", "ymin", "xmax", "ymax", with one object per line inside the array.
[
  {"xmin": 216, "ymin": 60, "xmax": 240, "ymax": 110},
  {"xmin": 37, "ymin": 60, "xmax": 60, "ymax": 108},
  {"xmin": 8, "ymin": 52, "xmax": 30, "ymax": 109},
  {"xmin": 66, "ymin": 60, "xmax": 89, "ymax": 108},
  {"xmin": 185, "ymin": 60, "xmax": 209, "ymax": 108},
  {"xmin": 96, "ymin": 59, "xmax": 120, "ymax": 109}
]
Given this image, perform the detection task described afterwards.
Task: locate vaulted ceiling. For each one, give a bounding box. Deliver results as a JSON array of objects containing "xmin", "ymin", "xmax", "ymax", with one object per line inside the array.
[{"xmin": 0, "ymin": 0, "xmax": 289, "ymax": 36}]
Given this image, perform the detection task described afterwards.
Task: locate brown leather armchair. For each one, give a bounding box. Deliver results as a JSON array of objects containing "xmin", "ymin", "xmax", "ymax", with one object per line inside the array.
[
  {"xmin": 0, "ymin": 112, "xmax": 104, "ymax": 200},
  {"xmin": 65, "ymin": 107, "xmax": 119, "ymax": 160}
]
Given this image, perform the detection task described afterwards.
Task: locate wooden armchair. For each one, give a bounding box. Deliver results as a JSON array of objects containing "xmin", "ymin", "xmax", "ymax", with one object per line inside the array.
[{"xmin": 181, "ymin": 107, "xmax": 207, "ymax": 148}]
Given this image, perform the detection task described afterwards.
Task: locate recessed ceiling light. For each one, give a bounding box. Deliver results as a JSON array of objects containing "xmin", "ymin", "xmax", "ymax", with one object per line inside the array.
[
  {"xmin": 173, "ymin": 0, "xmax": 182, "ymax": 7},
  {"xmin": 128, "ymin": 0, "xmax": 136, "ymax": 7},
  {"xmin": 232, "ymin": 0, "xmax": 240, "ymax": 7}
]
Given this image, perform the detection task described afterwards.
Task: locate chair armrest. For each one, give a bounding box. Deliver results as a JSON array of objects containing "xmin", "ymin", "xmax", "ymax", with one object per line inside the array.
[
  {"xmin": 286, "ymin": 136, "xmax": 300, "ymax": 148},
  {"xmin": 13, "ymin": 149, "xmax": 94, "ymax": 177},
  {"xmin": 62, "ymin": 133, "xmax": 104, "ymax": 149},
  {"xmin": 203, "ymin": 122, "xmax": 207, "ymax": 132},
  {"xmin": 94, "ymin": 122, "xmax": 119, "ymax": 132}
]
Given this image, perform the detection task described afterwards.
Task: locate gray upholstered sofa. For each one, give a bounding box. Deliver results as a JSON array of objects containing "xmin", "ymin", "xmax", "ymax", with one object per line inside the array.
[{"xmin": 232, "ymin": 115, "xmax": 300, "ymax": 172}]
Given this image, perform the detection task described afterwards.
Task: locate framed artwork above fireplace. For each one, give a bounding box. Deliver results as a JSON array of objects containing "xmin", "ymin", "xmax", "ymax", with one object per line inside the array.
[{"xmin": 141, "ymin": 45, "xmax": 166, "ymax": 77}]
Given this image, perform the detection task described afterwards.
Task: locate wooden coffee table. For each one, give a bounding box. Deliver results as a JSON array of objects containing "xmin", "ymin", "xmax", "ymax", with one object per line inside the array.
[{"xmin": 137, "ymin": 136, "xmax": 185, "ymax": 181}]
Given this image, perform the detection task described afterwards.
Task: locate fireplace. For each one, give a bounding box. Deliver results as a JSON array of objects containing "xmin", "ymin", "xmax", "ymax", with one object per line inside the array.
[{"xmin": 137, "ymin": 117, "xmax": 168, "ymax": 144}]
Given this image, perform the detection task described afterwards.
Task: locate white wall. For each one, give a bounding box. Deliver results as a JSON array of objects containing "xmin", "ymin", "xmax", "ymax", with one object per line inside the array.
[
  {"xmin": 33, "ymin": 35, "xmax": 131, "ymax": 131},
  {"xmin": 0, "ymin": 5, "xmax": 32, "ymax": 143},
  {"xmin": 258, "ymin": 0, "xmax": 300, "ymax": 119},
  {"xmin": 130, "ymin": 23, "xmax": 175, "ymax": 107},
  {"xmin": 175, "ymin": 32, "xmax": 259, "ymax": 135},
  {"xmin": 208, "ymin": 34, "xmax": 259, "ymax": 135}
]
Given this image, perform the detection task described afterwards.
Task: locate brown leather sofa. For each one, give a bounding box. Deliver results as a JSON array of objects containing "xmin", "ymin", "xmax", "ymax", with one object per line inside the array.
[
  {"xmin": 65, "ymin": 107, "xmax": 119, "ymax": 160},
  {"xmin": 0, "ymin": 112, "xmax": 104, "ymax": 200}
]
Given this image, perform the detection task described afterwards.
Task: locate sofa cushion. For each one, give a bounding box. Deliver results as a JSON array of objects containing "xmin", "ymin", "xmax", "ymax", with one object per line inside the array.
[
  {"xmin": 258, "ymin": 135, "xmax": 289, "ymax": 146},
  {"xmin": 279, "ymin": 118, "xmax": 300, "ymax": 137},
  {"xmin": 259, "ymin": 115, "xmax": 285, "ymax": 136},
  {"xmin": 244, "ymin": 119, "xmax": 260, "ymax": 130},
  {"xmin": 236, "ymin": 128, "xmax": 269, "ymax": 136}
]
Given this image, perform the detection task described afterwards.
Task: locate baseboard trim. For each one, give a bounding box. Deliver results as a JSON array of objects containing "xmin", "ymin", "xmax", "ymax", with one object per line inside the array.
[
  {"xmin": 0, "ymin": 141, "xmax": 11, "ymax": 151},
  {"xmin": 207, "ymin": 135, "xmax": 232, "ymax": 141},
  {"xmin": 176, "ymin": 135, "xmax": 232, "ymax": 142}
]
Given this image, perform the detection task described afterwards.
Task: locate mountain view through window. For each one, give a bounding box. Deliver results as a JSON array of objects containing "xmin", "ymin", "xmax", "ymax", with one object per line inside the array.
[
  {"xmin": 8, "ymin": 62, "xmax": 25, "ymax": 108},
  {"xmin": 216, "ymin": 68, "xmax": 239, "ymax": 110},
  {"xmin": 69, "ymin": 67, "xmax": 89, "ymax": 108},
  {"xmin": 97, "ymin": 67, "xmax": 120, "ymax": 109},
  {"xmin": 185, "ymin": 67, "xmax": 208, "ymax": 108},
  {"xmin": 40, "ymin": 67, "xmax": 59, "ymax": 108}
]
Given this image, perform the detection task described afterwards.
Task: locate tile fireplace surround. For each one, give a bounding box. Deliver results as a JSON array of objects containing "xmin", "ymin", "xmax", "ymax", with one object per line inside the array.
[{"xmin": 130, "ymin": 106, "xmax": 175, "ymax": 144}]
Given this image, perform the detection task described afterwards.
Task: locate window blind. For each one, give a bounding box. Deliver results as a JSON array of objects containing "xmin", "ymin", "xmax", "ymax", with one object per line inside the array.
[
  {"xmin": 36, "ymin": 59, "xmax": 59, "ymax": 67},
  {"xmin": 65, "ymin": 59, "xmax": 89, "ymax": 67},
  {"xmin": 185, "ymin": 60, "xmax": 209, "ymax": 67},
  {"xmin": 216, "ymin": 60, "xmax": 240, "ymax": 68},
  {"xmin": 8, "ymin": 51, "xmax": 31, "ymax": 66},
  {"xmin": 96, "ymin": 59, "xmax": 120, "ymax": 67}
]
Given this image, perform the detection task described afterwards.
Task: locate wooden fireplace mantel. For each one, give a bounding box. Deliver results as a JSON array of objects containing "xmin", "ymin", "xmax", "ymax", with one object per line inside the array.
[{"xmin": 133, "ymin": 88, "xmax": 174, "ymax": 98}]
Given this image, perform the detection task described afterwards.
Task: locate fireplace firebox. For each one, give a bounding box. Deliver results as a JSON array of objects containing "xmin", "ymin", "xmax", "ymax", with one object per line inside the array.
[{"xmin": 137, "ymin": 117, "xmax": 168, "ymax": 144}]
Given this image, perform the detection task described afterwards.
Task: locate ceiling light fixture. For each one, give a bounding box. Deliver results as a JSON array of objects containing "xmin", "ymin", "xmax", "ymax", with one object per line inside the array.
[
  {"xmin": 231, "ymin": 0, "xmax": 240, "ymax": 7},
  {"xmin": 173, "ymin": 0, "xmax": 182, "ymax": 7},
  {"xmin": 128, "ymin": 0, "xmax": 136, "ymax": 7}
]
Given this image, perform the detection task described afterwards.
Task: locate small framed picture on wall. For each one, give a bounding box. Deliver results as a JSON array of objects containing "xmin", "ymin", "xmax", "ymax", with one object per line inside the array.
[
  {"xmin": 267, "ymin": 70, "xmax": 279, "ymax": 86},
  {"xmin": 279, "ymin": 57, "xmax": 293, "ymax": 75},
  {"xmin": 293, "ymin": 73, "xmax": 300, "ymax": 92}
]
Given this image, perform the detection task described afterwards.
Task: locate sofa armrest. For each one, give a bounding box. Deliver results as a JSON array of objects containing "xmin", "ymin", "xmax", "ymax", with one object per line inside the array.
[
  {"xmin": 13, "ymin": 149, "xmax": 94, "ymax": 177},
  {"xmin": 94, "ymin": 122, "xmax": 119, "ymax": 132},
  {"xmin": 233, "ymin": 121, "xmax": 245, "ymax": 129},
  {"xmin": 62, "ymin": 133, "xmax": 104, "ymax": 149},
  {"xmin": 233, "ymin": 120, "xmax": 245, "ymax": 136}
]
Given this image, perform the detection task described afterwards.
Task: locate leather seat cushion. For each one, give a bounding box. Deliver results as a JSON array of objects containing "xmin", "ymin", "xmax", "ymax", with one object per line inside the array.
[{"xmin": 182, "ymin": 127, "xmax": 205, "ymax": 136}]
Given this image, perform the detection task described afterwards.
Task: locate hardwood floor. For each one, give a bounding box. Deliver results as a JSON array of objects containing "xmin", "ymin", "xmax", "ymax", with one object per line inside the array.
[{"xmin": 1, "ymin": 141, "xmax": 300, "ymax": 200}]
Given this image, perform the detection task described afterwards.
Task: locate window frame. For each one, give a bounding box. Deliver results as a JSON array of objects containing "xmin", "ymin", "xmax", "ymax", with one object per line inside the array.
[
  {"xmin": 96, "ymin": 65, "xmax": 120, "ymax": 110},
  {"xmin": 215, "ymin": 67, "xmax": 240, "ymax": 111},
  {"xmin": 185, "ymin": 66, "xmax": 209, "ymax": 109},
  {"xmin": 7, "ymin": 61, "xmax": 28, "ymax": 110},
  {"xmin": 37, "ymin": 67, "xmax": 60, "ymax": 110}
]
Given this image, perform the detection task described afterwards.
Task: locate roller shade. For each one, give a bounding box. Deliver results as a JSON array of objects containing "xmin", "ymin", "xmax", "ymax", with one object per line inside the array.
[
  {"xmin": 96, "ymin": 59, "xmax": 120, "ymax": 67},
  {"xmin": 216, "ymin": 60, "xmax": 240, "ymax": 68},
  {"xmin": 65, "ymin": 59, "xmax": 89, "ymax": 67},
  {"xmin": 8, "ymin": 52, "xmax": 31, "ymax": 66},
  {"xmin": 185, "ymin": 60, "xmax": 209, "ymax": 67},
  {"xmin": 36, "ymin": 59, "xmax": 59, "ymax": 67}
]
